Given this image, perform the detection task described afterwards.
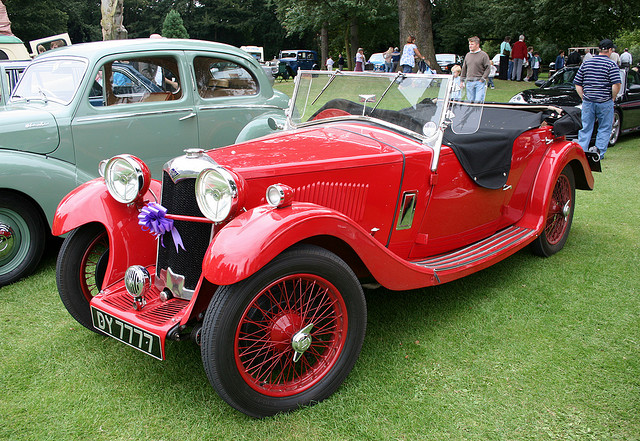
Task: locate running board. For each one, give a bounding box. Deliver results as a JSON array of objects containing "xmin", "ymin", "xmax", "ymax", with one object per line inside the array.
[{"xmin": 410, "ymin": 226, "xmax": 537, "ymax": 281}]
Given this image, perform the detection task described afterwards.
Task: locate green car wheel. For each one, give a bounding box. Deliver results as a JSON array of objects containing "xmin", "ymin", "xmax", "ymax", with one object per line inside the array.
[{"xmin": 0, "ymin": 193, "xmax": 46, "ymax": 287}]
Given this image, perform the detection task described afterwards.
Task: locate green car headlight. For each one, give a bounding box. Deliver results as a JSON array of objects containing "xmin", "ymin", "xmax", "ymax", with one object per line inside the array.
[
  {"xmin": 103, "ymin": 154, "xmax": 150, "ymax": 204},
  {"xmin": 195, "ymin": 167, "xmax": 241, "ymax": 223}
]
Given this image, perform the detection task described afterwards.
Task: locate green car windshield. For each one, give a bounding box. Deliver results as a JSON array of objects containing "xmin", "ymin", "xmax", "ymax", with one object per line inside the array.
[
  {"xmin": 11, "ymin": 58, "xmax": 87, "ymax": 105},
  {"xmin": 288, "ymin": 70, "xmax": 484, "ymax": 139}
]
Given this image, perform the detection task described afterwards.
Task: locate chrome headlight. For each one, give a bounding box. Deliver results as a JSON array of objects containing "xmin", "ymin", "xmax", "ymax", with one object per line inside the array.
[
  {"xmin": 103, "ymin": 155, "xmax": 150, "ymax": 204},
  {"xmin": 195, "ymin": 167, "xmax": 241, "ymax": 222},
  {"xmin": 508, "ymin": 93, "xmax": 526, "ymax": 104}
]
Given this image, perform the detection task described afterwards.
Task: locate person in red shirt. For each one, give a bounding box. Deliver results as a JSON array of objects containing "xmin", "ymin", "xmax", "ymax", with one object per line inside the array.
[{"xmin": 511, "ymin": 35, "xmax": 527, "ymax": 81}]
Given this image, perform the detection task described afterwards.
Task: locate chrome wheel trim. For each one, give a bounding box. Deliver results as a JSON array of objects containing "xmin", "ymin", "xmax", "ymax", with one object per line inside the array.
[{"xmin": 0, "ymin": 209, "xmax": 29, "ymax": 275}]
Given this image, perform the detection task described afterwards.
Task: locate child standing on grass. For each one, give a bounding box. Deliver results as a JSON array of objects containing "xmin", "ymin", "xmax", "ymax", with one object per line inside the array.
[
  {"xmin": 488, "ymin": 61, "xmax": 497, "ymax": 89},
  {"xmin": 451, "ymin": 65, "xmax": 462, "ymax": 100}
]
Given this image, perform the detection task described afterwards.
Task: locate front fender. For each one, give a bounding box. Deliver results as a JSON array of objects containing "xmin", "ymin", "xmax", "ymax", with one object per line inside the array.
[
  {"xmin": 53, "ymin": 178, "xmax": 161, "ymax": 286},
  {"xmin": 234, "ymin": 112, "xmax": 286, "ymax": 144},
  {"xmin": 521, "ymin": 139, "xmax": 594, "ymax": 233},
  {"xmin": 202, "ymin": 202, "xmax": 438, "ymax": 290},
  {"xmin": 0, "ymin": 150, "xmax": 87, "ymax": 227}
]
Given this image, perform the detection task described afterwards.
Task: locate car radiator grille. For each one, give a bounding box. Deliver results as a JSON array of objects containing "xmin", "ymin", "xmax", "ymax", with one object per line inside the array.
[{"xmin": 156, "ymin": 171, "xmax": 212, "ymax": 291}]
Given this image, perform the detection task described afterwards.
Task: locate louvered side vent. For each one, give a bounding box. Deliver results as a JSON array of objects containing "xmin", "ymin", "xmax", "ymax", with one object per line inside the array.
[
  {"xmin": 156, "ymin": 171, "xmax": 212, "ymax": 291},
  {"xmin": 296, "ymin": 182, "xmax": 368, "ymax": 221}
]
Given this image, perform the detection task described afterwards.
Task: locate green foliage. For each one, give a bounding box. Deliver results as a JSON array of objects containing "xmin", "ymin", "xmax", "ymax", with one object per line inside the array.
[
  {"xmin": 3, "ymin": 0, "xmax": 102, "ymax": 45},
  {"xmin": 3, "ymin": 0, "xmax": 640, "ymax": 67},
  {"xmin": 432, "ymin": 0, "xmax": 640, "ymax": 61},
  {"xmin": 615, "ymin": 29, "xmax": 640, "ymax": 67},
  {"xmin": 3, "ymin": 0, "xmax": 69, "ymax": 42},
  {"xmin": 274, "ymin": 0, "xmax": 398, "ymax": 60},
  {"xmin": 162, "ymin": 9, "xmax": 189, "ymax": 39}
]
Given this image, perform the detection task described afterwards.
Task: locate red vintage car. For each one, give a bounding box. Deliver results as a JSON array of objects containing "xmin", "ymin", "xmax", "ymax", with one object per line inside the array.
[{"xmin": 53, "ymin": 71, "xmax": 596, "ymax": 417}]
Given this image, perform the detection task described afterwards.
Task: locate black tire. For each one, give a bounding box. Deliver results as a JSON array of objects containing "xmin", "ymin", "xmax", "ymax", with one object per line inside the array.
[
  {"xmin": 201, "ymin": 244, "xmax": 366, "ymax": 418},
  {"xmin": 609, "ymin": 110, "xmax": 621, "ymax": 147},
  {"xmin": 0, "ymin": 193, "xmax": 46, "ymax": 287},
  {"xmin": 531, "ymin": 165, "xmax": 575, "ymax": 257},
  {"xmin": 56, "ymin": 223, "xmax": 109, "ymax": 332}
]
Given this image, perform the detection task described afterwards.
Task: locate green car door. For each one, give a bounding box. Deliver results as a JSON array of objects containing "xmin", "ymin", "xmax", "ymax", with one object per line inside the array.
[
  {"xmin": 71, "ymin": 52, "xmax": 199, "ymax": 178},
  {"xmin": 189, "ymin": 51, "xmax": 286, "ymax": 150}
]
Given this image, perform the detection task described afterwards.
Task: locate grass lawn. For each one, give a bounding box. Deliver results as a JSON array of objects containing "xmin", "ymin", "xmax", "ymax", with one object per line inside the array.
[{"xmin": 1, "ymin": 78, "xmax": 638, "ymax": 440}]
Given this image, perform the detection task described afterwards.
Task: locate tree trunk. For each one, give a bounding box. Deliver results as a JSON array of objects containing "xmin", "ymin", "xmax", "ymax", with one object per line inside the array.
[
  {"xmin": 320, "ymin": 22, "xmax": 328, "ymax": 69},
  {"xmin": 101, "ymin": 0, "xmax": 128, "ymax": 41},
  {"xmin": 343, "ymin": 25, "xmax": 351, "ymax": 70},
  {"xmin": 397, "ymin": 0, "xmax": 439, "ymax": 73},
  {"xmin": 349, "ymin": 18, "xmax": 358, "ymax": 70}
]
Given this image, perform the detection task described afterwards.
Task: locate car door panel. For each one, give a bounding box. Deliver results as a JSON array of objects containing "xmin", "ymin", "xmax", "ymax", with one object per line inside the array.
[
  {"xmin": 71, "ymin": 53, "xmax": 198, "ymax": 179},
  {"xmin": 621, "ymin": 70, "xmax": 640, "ymax": 131},
  {"xmin": 410, "ymin": 146, "xmax": 505, "ymax": 258},
  {"xmin": 190, "ymin": 52, "xmax": 280, "ymax": 149}
]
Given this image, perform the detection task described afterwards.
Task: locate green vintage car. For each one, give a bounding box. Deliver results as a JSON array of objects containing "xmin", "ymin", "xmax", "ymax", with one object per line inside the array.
[{"xmin": 0, "ymin": 38, "xmax": 289, "ymax": 286}]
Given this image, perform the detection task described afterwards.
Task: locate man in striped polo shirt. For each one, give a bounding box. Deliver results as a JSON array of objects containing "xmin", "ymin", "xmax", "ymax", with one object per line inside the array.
[{"xmin": 574, "ymin": 39, "xmax": 622, "ymax": 160}]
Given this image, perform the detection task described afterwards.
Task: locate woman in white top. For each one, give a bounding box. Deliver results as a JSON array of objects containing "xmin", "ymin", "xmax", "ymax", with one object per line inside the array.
[
  {"xmin": 355, "ymin": 48, "xmax": 365, "ymax": 71},
  {"xmin": 400, "ymin": 36, "xmax": 425, "ymax": 73}
]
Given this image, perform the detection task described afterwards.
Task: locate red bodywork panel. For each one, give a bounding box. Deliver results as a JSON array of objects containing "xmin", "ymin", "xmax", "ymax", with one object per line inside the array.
[{"xmin": 53, "ymin": 178, "xmax": 161, "ymax": 287}]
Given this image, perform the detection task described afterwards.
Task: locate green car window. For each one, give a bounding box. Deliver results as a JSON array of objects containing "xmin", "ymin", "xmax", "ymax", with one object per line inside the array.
[
  {"xmin": 194, "ymin": 56, "xmax": 258, "ymax": 98},
  {"xmin": 90, "ymin": 56, "xmax": 182, "ymax": 107}
]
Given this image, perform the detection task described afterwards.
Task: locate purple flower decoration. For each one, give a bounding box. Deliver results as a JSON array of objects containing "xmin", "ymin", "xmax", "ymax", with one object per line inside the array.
[{"xmin": 138, "ymin": 202, "xmax": 185, "ymax": 252}]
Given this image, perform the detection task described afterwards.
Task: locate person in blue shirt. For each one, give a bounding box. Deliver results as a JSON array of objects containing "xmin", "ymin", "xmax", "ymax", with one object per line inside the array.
[
  {"xmin": 574, "ymin": 39, "xmax": 621, "ymax": 160},
  {"xmin": 555, "ymin": 50, "xmax": 565, "ymax": 70}
]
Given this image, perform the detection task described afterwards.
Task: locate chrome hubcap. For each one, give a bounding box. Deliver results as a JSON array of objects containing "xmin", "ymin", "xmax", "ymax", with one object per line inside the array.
[
  {"xmin": 291, "ymin": 323, "xmax": 314, "ymax": 362},
  {"xmin": 562, "ymin": 200, "xmax": 571, "ymax": 220},
  {"xmin": 0, "ymin": 223, "xmax": 15, "ymax": 260}
]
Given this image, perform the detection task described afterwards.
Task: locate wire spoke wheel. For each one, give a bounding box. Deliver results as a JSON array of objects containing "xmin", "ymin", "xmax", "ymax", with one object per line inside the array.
[
  {"xmin": 543, "ymin": 173, "xmax": 571, "ymax": 245},
  {"xmin": 56, "ymin": 224, "xmax": 110, "ymax": 332},
  {"xmin": 531, "ymin": 165, "xmax": 575, "ymax": 257},
  {"xmin": 201, "ymin": 245, "xmax": 366, "ymax": 418},
  {"xmin": 78, "ymin": 231, "xmax": 109, "ymax": 302},
  {"xmin": 236, "ymin": 274, "xmax": 347, "ymax": 396}
]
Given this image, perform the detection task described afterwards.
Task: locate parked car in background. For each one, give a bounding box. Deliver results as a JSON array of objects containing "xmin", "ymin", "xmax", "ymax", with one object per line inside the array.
[
  {"xmin": 240, "ymin": 45, "xmax": 264, "ymax": 63},
  {"xmin": 28, "ymin": 33, "xmax": 72, "ymax": 56},
  {"xmin": 240, "ymin": 45, "xmax": 276, "ymax": 82},
  {"xmin": 0, "ymin": 38, "xmax": 288, "ymax": 287},
  {"xmin": 509, "ymin": 66, "xmax": 640, "ymax": 146},
  {"xmin": 278, "ymin": 49, "xmax": 319, "ymax": 77},
  {"xmin": 367, "ymin": 52, "xmax": 385, "ymax": 71},
  {"xmin": 54, "ymin": 70, "xmax": 594, "ymax": 418},
  {"xmin": 436, "ymin": 53, "xmax": 462, "ymax": 73},
  {"xmin": 0, "ymin": 34, "xmax": 30, "ymax": 60},
  {"xmin": 0, "ymin": 59, "xmax": 28, "ymax": 106}
]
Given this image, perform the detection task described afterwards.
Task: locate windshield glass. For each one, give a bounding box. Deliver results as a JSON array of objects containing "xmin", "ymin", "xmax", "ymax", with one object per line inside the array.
[
  {"xmin": 289, "ymin": 70, "xmax": 483, "ymax": 138},
  {"xmin": 10, "ymin": 58, "xmax": 87, "ymax": 105},
  {"xmin": 546, "ymin": 68, "xmax": 577, "ymax": 89}
]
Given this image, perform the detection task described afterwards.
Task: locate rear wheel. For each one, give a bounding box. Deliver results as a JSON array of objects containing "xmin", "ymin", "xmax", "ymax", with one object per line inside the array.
[
  {"xmin": 531, "ymin": 165, "xmax": 575, "ymax": 257},
  {"xmin": 609, "ymin": 110, "xmax": 621, "ymax": 146},
  {"xmin": 56, "ymin": 223, "xmax": 109, "ymax": 331},
  {"xmin": 0, "ymin": 193, "xmax": 46, "ymax": 287},
  {"xmin": 201, "ymin": 245, "xmax": 366, "ymax": 418}
]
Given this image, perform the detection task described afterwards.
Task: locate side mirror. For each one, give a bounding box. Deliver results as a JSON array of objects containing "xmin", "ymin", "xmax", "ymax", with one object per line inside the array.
[
  {"xmin": 534, "ymin": 80, "xmax": 546, "ymax": 87},
  {"xmin": 267, "ymin": 117, "xmax": 284, "ymax": 131}
]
